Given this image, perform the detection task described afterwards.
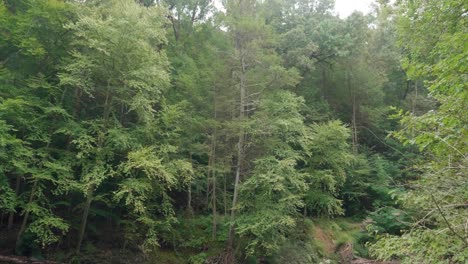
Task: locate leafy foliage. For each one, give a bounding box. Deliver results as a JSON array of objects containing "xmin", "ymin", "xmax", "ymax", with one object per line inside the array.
[
  {"xmin": 1, "ymin": 0, "xmax": 462, "ymax": 263},
  {"xmin": 369, "ymin": 0, "xmax": 468, "ymax": 263}
]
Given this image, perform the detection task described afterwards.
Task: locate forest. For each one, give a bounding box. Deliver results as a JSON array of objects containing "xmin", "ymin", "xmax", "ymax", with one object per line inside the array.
[{"xmin": 0, "ymin": 0, "xmax": 466, "ymax": 263}]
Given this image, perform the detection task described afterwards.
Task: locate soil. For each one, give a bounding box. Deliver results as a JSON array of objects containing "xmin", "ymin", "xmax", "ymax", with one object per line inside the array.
[{"xmin": 313, "ymin": 226, "xmax": 335, "ymax": 254}]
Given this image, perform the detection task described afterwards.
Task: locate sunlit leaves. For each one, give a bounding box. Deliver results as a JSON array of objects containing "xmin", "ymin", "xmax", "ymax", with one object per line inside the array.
[
  {"xmin": 27, "ymin": 215, "xmax": 69, "ymax": 248},
  {"xmin": 235, "ymin": 91, "xmax": 351, "ymax": 256}
]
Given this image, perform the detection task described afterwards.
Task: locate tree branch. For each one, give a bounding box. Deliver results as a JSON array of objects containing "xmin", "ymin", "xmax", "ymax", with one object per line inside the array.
[{"xmin": 430, "ymin": 192, "xmax": 468, "ymax": 246}]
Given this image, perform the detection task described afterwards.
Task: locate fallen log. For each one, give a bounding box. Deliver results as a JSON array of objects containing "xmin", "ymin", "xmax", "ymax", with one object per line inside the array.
[{"xmin": 0, "ymin": 255, "xmax": 61, "ymax": 264}]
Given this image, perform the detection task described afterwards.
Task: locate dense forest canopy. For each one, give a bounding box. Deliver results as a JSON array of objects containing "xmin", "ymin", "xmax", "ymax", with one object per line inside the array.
[{"xmin": 0, "ymin": 0, "xmax": 466, "ymax": 263}]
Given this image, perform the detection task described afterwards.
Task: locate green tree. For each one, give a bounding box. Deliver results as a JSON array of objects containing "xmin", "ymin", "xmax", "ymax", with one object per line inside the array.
[
  {"xmin": 222, "ymin": 0, "xmax": 300, "ymax": 256},
  {"xmin": 58, "ymin": 0, "xmax": 181, "ymax": 253},
  {"xmin": 235, "ymin": 91, "xmax": 308, "ymax": 257},
  {"xmin": 0, "ymin": 0, "xmax": 76, "ymax": 249},
  {"xmin": 303, "ymin": 120, "xmax": 352, "ymax": 217},
  {"xmin": 370, "ymin": 0, "xmax": 468, "ymax": 262}
]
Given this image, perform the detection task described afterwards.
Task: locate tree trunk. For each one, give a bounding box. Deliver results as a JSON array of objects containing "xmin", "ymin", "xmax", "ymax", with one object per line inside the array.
[
  {"xmin": 8, "ymin": 174, "xmax": 21, "ymax": 230},
  {"xmin": 352, "ymin": 92, "xmax": 358, "ymax": 153},
  {"xmin": 187, "ymin": 182, "xmax": 192, "ymax": 213},
  {"xmin": 17, "ymin": 140, "xmax": 50, "ymax": 245},
  {"xmin": 211, "ymin": 87, "xmax": 218, "ymax": 241},
  {"xmin": 206, "ymin": 151, "xmax": 212, "ymax": 207},
  {"xmin": 223, "ymin": 174, "xmax": 227, "ymax": 217},
  {"xmin": 187, "ymin": 153, "xmax": 194, "ymax": 216},
  {"xmin": 412, "ymin": 80, "xmax": 418, "ymax": 114},
  {"xmin": 211, "ymin": 145, "xmax": 217, "ymax": 240},
  {"xmin": 347, "ymin": 70, "xmax": 358, "ymax": 153},
  {"xmin": 169, "ymin": 15, "xmax": 179, "ymax": 41},
  {"xmin": 17, "ymin": 180, "xmax": 38, "ymax": 244},
  {"xmin": 411, "ymin": 81, "xmax": 418, "ymax": 137},
  {"xmin": 76, "ymin": 187, "xmax": 94, "ymax": 253},
  {"xmin": 73, "ymin": 87, "xmax": 82, "ymax": 118},
  {"xmin": 227, "ymin": 53, "xmax": 246, "ymax": 249},
  {"xmin": 321, "ymin": 67, "xmax": 327, "ymax": 100},
  {"xmin": 76, "ymin": 82, "xmax": 111, "ymax": 253}
]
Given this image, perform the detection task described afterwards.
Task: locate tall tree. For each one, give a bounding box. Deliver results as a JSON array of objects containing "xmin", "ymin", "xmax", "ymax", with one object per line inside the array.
[
  {"xmin": 58, "ymin": 0, "xmax": 181, "ymax": 253},
  {"xmin": 370, "ymin": 0, "xmax": 468, "ymax": 262},
  {"xmin": 0, "ymin": 0, "xmax": 76, "ymax": 249},
  {"xmin": 222, "ymin": 0, "xmax": 300, "ymax": 257}
]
